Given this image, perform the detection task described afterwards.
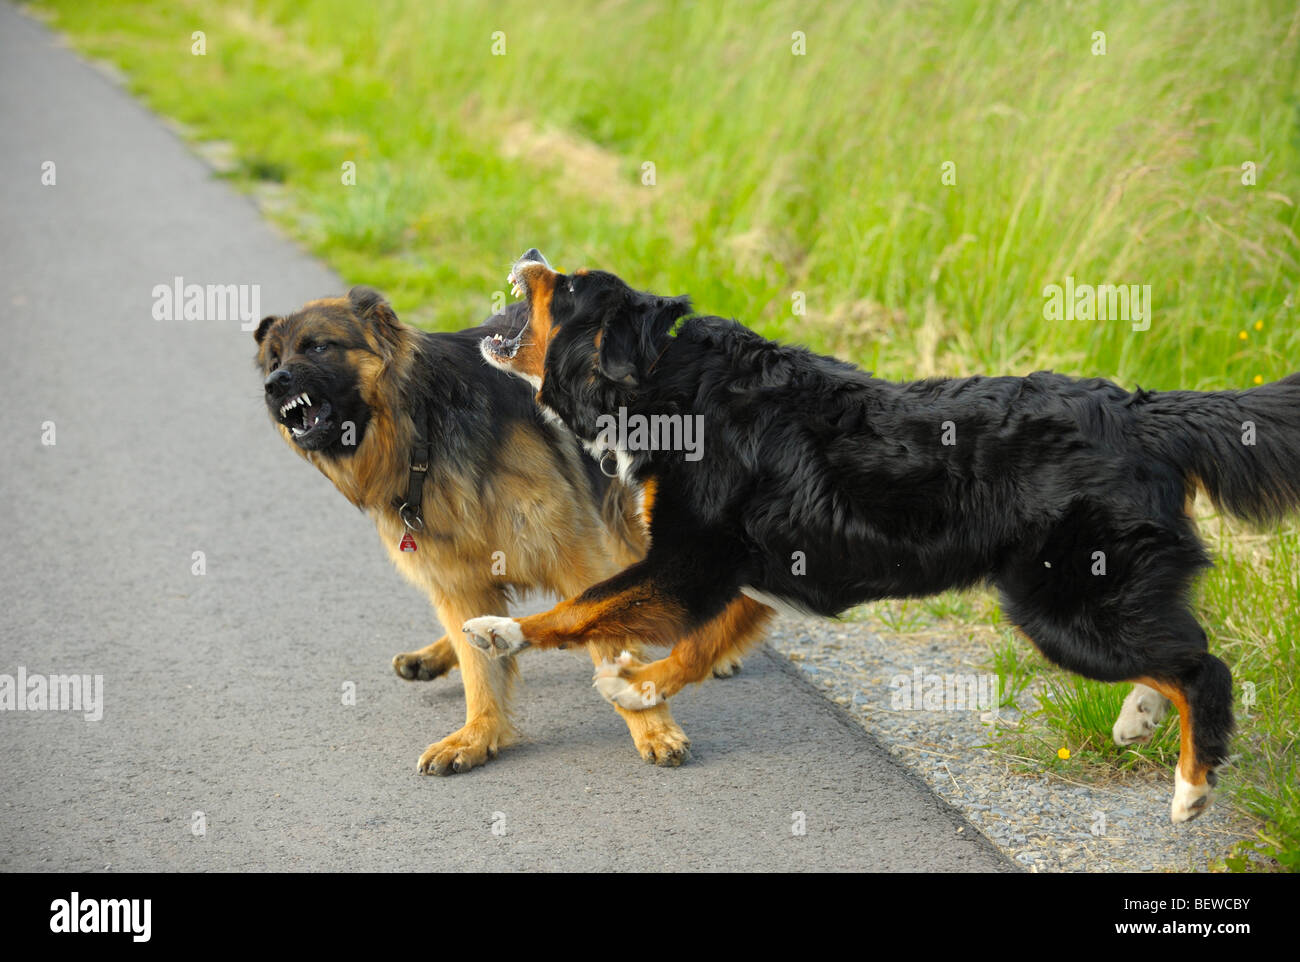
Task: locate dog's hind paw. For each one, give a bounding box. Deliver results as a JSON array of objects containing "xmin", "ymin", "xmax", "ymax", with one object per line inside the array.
[
  {"xmin": 1112, "ymin": 683, "xmax": 1170, "ymax": 746},
  {"xmin": 1171, "ymin": 768, "xmax": 1213, "ymax": 823},
  {"xmin": 392, "ymin": 640, "xmax": 457, "ymax": 681},
  {"xmin": 711, "ymin": 653, "xmax": 743, "ymax": 679},
  {"xmin": 633, "ymin": 723, "xmax": 691, "ymax": 767},
  {"xmin": 593, "ymin": 651, "xmax": 664, "ymax": 710},
  {"xmin": 461, "ymin": 616, "xmax": 528, "ymax": 657}
]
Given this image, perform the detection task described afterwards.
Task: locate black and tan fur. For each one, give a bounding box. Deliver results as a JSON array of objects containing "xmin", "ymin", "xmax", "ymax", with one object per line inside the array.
[{"xmin": 253, "ymin": 287, "xmax": 733, "ymax": 773}]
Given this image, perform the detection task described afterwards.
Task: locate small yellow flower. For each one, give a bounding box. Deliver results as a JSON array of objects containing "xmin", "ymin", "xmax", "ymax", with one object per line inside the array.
[
  {"xmin": 1254, "ymin": 320, "xmax": 1264, "ymax": 331},
  {"xmin": 1238, "ymin": 331, "xmax": 1249, "ymax": 341},
  {"xmin": 1057, "ymin": 747, "xmax": 1071, "ymax": 760},
  {"xmin": 1254, "ymin": 375, "xmax": 1264, "ymax": 385}
]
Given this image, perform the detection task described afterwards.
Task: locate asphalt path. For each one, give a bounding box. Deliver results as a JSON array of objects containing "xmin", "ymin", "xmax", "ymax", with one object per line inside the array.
[{"xmin": 0, "ymin": 4, "xmax": 1009, "ymax": 872}]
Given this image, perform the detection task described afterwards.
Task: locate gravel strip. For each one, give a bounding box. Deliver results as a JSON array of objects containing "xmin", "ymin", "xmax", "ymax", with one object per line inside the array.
[{"xmin": 764, "ymin": 614, "xmax": 1256, "ymax": 872}]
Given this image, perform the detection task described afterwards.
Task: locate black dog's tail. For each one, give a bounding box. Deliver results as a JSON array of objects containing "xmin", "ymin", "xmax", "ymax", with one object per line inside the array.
[{"xmin": 1141, "ymin": 373, "xmax": 1300, "ymax": 523}]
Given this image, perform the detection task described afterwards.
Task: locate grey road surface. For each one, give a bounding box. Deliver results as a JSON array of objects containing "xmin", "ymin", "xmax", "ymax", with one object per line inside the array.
[{"xmin": 0, "ymin": 4, "xmax": 1009, "ymax": 872}]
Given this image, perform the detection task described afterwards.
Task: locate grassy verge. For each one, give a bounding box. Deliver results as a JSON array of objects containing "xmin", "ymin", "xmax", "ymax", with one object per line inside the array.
[{"xmin": 30, "ymin": 0, "xmax": 1299, "ymax": 869}]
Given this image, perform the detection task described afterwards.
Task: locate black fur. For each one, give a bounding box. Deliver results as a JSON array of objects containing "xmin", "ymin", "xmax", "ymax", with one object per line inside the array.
[{"xmin": 530, "ymin": 269, "xmax": 1300, "ymax": 774}]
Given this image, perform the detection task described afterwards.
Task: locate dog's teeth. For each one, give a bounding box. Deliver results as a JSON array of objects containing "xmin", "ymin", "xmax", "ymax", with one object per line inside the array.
[{"xmin": 303, "ymin": 394, "xmax": 311, "ymax": 407}]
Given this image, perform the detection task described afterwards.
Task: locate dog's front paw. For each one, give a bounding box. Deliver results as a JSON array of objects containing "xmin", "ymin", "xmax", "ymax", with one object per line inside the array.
[
  {"xmin": 461, "ymin": 616, "xmax": 529, "ymax": 657},
  {"xmin": 416, "ymin": 721, "xmax": 505, "ymax": 775},
  {"xmin": 593, "ymin": 651, "xmax": 664, "ymax": 710}
]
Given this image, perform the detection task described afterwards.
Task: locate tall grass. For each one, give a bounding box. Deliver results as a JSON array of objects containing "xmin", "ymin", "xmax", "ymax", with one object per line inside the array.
[{"xmin": 36, "ymin": 0, "xmax": 1300, "ymax": 388}]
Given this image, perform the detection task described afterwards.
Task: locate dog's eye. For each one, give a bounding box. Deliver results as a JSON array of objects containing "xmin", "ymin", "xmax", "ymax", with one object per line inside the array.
[
  {"xmin": 312, "ymin": 343, "xmax": 328, "ymax": 354},
  {"xmin": 269, "ymin": 356, "xmax": 280, "ymax": 371}
]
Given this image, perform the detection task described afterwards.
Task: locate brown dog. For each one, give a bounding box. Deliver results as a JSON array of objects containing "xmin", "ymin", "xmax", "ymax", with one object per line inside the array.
[{"xmin": 253, "ymin": 287, "xmax": 737, "ymax": 772}]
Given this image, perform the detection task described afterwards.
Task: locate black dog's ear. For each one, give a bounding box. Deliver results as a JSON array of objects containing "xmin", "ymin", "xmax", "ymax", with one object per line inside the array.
[
  {"xmin": 253, "ymin": 315, "xmax": 279, "ymax": 345},
  {"xmin": 598, "ymin": 292, "xmax": 691, "ymax": 386},
  {"xmin": 348, "ymin": 286, "xmax": 402, "ymax": 354}
]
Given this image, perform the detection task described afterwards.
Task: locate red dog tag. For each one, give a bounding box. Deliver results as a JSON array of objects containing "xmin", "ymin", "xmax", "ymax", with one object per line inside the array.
[{"xmin": 399, "ymin": 532, "xmax": 417, "ymax": 552}]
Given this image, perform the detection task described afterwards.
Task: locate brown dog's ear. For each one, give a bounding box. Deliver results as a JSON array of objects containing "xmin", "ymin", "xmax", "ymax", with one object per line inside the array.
[
  {"xmin": 348, "ymin": 286, "xmax": 394, "ymax": 321},
  {"xmin": 253, "ymin": 315, "xmax": 279, "ymax": 345},
  {"xmin": 598, "ymin": 292, "xmax": 691, "ymax": 386},
  {"xmin": 348, "ymin": 286, "xmax": 402, "ymax": 354}
]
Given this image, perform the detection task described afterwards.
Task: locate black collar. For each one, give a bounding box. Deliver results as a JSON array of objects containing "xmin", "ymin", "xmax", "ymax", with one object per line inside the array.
[{"xmin": 394, "ymin": 410, "xmax": 430, "ymax": 532}]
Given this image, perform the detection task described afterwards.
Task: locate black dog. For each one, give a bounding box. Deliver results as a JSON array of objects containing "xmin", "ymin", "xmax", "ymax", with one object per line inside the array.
[{"xmin": 464, "ymin": 249, "xmax": 1300, "ymax": 822}]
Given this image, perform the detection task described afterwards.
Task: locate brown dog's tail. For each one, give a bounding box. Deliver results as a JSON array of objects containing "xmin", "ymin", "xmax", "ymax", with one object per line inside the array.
[{"xmin": 1141, "ymin": 372, "xmax": 1300, "ymax": 523}]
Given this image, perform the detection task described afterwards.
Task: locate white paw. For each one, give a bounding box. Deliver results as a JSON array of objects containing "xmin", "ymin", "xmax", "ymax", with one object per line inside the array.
[
  {"xmin": 1171, "ymin": 767, "xmax": 1212, "ymax": 824},
  {"xmin": 461, "ymin": 616, "xmax": 528, "ymax": 657},
  {"xmin": 1112, "ymin": 684, "xmax": 1169, "ymax": 746},
  {"xmin": 593, "ymin": 651, "xmax": 662, "ymax": 710}
]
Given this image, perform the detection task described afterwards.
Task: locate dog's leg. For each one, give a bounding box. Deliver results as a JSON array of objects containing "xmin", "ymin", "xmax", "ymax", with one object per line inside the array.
[
  {"xmin": 1136, "ymin": 654, "xmax": 1234, "ymax": 823},
  {"xmin": 417, "ymin": 593, "xmax": 517, "ymax": 775},
  {"xmin": 591, "ymin": 596, "xmax": 774, "ymax": 709},
  {"xmin": 392, "ymin": 635, "xmax": 458, "ymax": 681},
  {"xmin": 547, "ymin": 558, "xmax": 694, "ymax": 765},
  {"xmin": 589, "ymin": 642, "xmax": 692, "ymax": 766},
  {"xmin": 462, "ymin": 559, "xmax": 703, "ymax": 657},
  {"xmin": 1112, "ymin": 683, "xmax": 1170, "ymax": 745}
]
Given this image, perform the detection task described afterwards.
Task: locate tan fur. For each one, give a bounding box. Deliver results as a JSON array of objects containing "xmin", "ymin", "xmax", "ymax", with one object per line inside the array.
[
  {"xmin": 510, "ymin": 262, "xmax": 558, "ymax": 380},
  {"xmin": 519, "ymin": 591, "xmax": 773, "ymax": 703},
  {"xmin": 1135, "ymin": 676, "xmax": 1210, "ymax": 786}
]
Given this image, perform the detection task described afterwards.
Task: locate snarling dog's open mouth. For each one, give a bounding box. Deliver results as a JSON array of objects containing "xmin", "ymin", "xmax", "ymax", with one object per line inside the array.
[{"xmin": 276, "ymin": 389, "xmax": 334, "ymax": 442}]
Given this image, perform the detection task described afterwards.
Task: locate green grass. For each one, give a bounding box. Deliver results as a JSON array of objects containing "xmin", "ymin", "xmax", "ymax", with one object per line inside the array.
[
  {"xmin": 1196, "ymin": 522, "xmax": 1300, "ymax": 870},
  {"xmin": 30, "ymin": 0, "xmax": 1299, "ymax": 869},
  {"xmin": 988, "ymin": 631, "xmax": 1037, "ymax": 709},
  {"xmin": 1035, "ymin": 675, "xmax": 1180, "ymax": 769}
]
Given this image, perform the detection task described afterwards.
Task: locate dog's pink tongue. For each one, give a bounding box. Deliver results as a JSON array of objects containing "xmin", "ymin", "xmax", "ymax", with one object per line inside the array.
[{"xmin": 303, "ymin": 401, "xmax": 323, "ymax": 428}]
